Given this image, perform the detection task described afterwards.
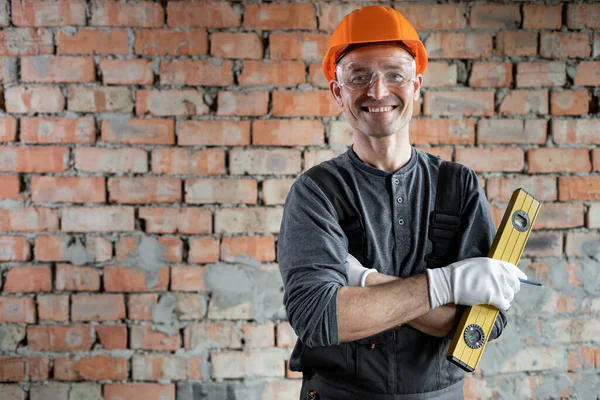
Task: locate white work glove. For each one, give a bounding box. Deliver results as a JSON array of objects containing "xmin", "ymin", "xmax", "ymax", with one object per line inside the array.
[
  {"xmin": 345, "ymin": 254, "xmax": 377, "ymax": 287},
  {"xmin": 426, "ymin": 257, "xmax": 528, "ymax": 311}
]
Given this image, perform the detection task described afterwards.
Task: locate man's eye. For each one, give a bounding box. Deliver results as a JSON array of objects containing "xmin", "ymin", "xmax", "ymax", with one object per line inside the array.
[
  {"xmin": 350, "ymin": 75, "xmax": 369, "ymax": 83},
  {"xmin": 389, "ymin": 73, "xmax": 406, "ymax": 81}
]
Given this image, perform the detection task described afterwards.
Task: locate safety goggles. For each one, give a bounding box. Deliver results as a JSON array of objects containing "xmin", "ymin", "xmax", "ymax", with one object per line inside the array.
[{"xmin": 335, "ymin": 57, "xmax": 417, "ymax": 91}]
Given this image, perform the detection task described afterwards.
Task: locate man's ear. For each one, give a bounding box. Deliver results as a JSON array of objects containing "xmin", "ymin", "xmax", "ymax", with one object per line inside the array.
[
  {"xmin": 413, "ymin": 74, "xmax": 423, "ymax": 101},
  {"xmin": 329, "ymin": 80, "xmax": 344, "ymax": 107}
]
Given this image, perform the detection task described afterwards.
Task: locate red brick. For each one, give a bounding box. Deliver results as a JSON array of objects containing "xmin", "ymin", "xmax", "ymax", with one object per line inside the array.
[
  {"xmin": 33, "ymin": 235, "xmax": 76, "ymax": 262},
  {"xmin": 104, "ymin": 384, "xmax": 175, "ymax": 400},
  {"xmin": 419, "ymin": 147, "xmax": 453, "ymax": 160},
  {"xmin": 0, "ymin": 57, "xmax": 17, "ymax": 82},
  {"xmin": 470, "ymin": 5, "xmax": 521, "ymax": 29},
  {"xmin": 96, "ymin": 324, "xmax": 127, "ymax": 350},
  {"xmin": 566, "ymin": 4, "xmax": 600, "ymax": 29},
  {"xmin": 272, "ymin": 91, "xmax": 340, "ymax": 117},
  {"xmin": 68, "ymin": 86, "xmax": 133, "ymax": 113},
  {"xmin": 516, "ymin": 62, "xmax": 566, "ymax": 87},
  {"xmin": 306, "ymin": 150, "xmax": 336, "ymax": 172},
  {"xmin": 487, "ymin": 176, "xmax": 556, "ymax": 202},
  {"xmin": 318, "ymin": 4, "xmax": 360, "ymax": 30},
  {"xmin": 185, "ymin": 179, "xmax": 257, "ymax": 204},
  {"xmin": 61, "ymin": 206, "xmax": 134, "ymax": 232},
  {"xmin": 152, "ymin": 148, "xmax": 225, "ymax": 175},
  {"xmin": 499, "ymin": 90, "xmax": 548, "ymax": 115},
  {"xmin": 0, "ymin": 236, "xmax": 29, "ymax": 261},
  {"xmin": 528, "ymin": 148, "xmax": 590, "ymax": 173},
  {"xmin": 270, "ymin": 33, "xmax": 329, "ymax": 60},
  {"xmin": 551, "ymin": 89, "xmax": 590, "ymax": 116},
  {"xmin": 37, "ymin": 294, "xmax": 69, "ymax": 322},
  {"xmin": 574, "ymin": 61, "xmax": 600, "ymax": 86},
  {"xmin": 244, "ymin": 3, "xmax": 315, "ymax": 30},
  {"xmin": 565, "ymin": 233, "xmax": 600, "ymax": 258},
  {"xmin": 422, "ymin": 62, "xmax": 457, "ymax": 88},
  {"xmin": 0, "ymin": 2, "xmax": 6, "ymax": 26},
  {"xmin": 0, "ymin": 116, "xmax": 16, "ymax": 141},
  {"xmin": 230, "ymin": 149, "xmax": 301, "ymax": 175},
  {"xmin": 424, "ymin": 91, "xmax": 494, "ymax": 116},
  {"xmin": 242, "ymin": 322, "xmax": 275, "ymax": 348},
  {"xmin": 541, "ymin": 32, "xmax": 591, "ymax": 59},
  {"xmin": 496, "ymin": 31, "xmax": 538, "ymax": 57},
  {"xmin": 91, "ymin": 1, "xmax": 164, "ymax": 27},
  {"xmin": 170, "ymin": 266, "xmax": 205, "ymax": 291},
  {"xmin": 71, "ymin": 294, "xmax": 125, "ymax": 321},
  {"xmin": 188, "ymin": 237, "xmax": 220, "ymax": 263},
  {"xmin": 4, "ymin": 266, "xmax": 51, "ymax": 293},
  {"xmin": 104, "ymin": 266, "xmax": 169, "ymax": 292},
  {"xmin": 100, "ymin": 59, "xmax": 154, "ymax": 85},
  {"xmin": 455, "ymin": 148, "xmax": 524, "ymax": 172},
  {"xmin": 11, "ymin": 0, "xmax": 86, "ymax": 26},
  {"xmin": 262, "ymin": 179, "xmax": 294, "ymax": 206},
  {"xmin": 0, "ymin": 175, "xmax": 20, "ymax": 200},
  {"xmin": 139, "ymin": 208, "xmax": 211, "ymax": 234},
  {"xmin": 27, "ymin": 325, "xmax": 93, "ymax": 351},
  {"xmin": 0, "ymin": 356, "xmax": 49, "ymax": 381},
  {"xmin": 211, "ymin": 32, "xmax": 263, "ymax": 59},
  {"xmin": 217, "ymin": 91, "xmax": 269, "ymax": 116},
  {"xmin": 424, "ymin": 33, "xmax": 492, "ymax": 59},
  {"xmin": 523, "ymin": 233, "xmax": 563, "ymax": 257},
  {"xmin": 135, "ymin": 29, "xmax": 207, "ymax": 55},
  {"xmin": 132, "ymin": 354, "xmax": 203, "ymax": 380},
  {"xmin": 75, "ymin": 147, "xmax": 148, "ymax": 173},
  {"xmin": 114, "ymin": 236, "xmax": 181, "ymax": 263},
  {"xmin": 128, "ymin": 294, "xmax": 158, "ymax": 320},
  {"xmin": 396, "ymin": 4, "xmax": 466, "ymax": 30},
  {"xmin": 54, "ymin": 355, "xmax": 127, "ymax": 381},
  {"xmin": 108, "ymin": 177, "xmax": 180, "ymax": 204},
  {"xmin": 0, "ymin": 297, "xmax": 36, "ymax": 323},
  {"xmin": 568, "ymin": 347, "xmax": 596, "ymax": 370},
  {"xmin": 131, "ymin": 325, "xmax": 180, "ymax": 350},
  {"xmin": 215, "ymin": 208, "xmax": 283, "ymax": 234},
  {"xmin": 410, "ymin": 119, "xmax": 474, "ymax": 145},
  {"xmin": 167, "ymin": 1, "xmax": 239, "ymax": 28},
  {"xmin": 552, "ymin": 119, "xmax": 600, "ymax": 145},
  {"xmin": 160, "ymin": 59, "xmax": 233, "ymax": 86},
  {"xmin": 31, "ymin": 177, "xmax": 105, "ymax": 203},
  {"xmin": 308, "ymin": 63, "xmax": 328, "ymax": 88},
  {"xmin": 469, "ymin": 62, "xmax": 512, "ymax": 87},
  {"xmin": 0, "ymin": 28, "xmax": 53, "ymax": 55},
  {"xmin": 594, "ymin": 34, "xmax": 600, "ymax": 58},
  {"xmin": 21, "ymin": 56, "xmax": 95, "ymax": 83},
  {"xmin": 178, "ymin": 121, "xmax": 250, "ymax": 146},
  {"xmin": 276, "ymin": 321, "xmax": 298, "ymax": 348},
  {"xmin": 184, "ymin": 322, "xmax": 242, "ymax": 349},
  {"xmin": 21, "ymin": 117, "xmax": 95, "ymax": 144},
  {"xmin": 252, "ymin": 120, "xmax": 324, "ymax": 146},
  {"xmin": 55, "ymin": 264, "xmax": 101, "ymax": 291},
  {"xmin": 57, "ymin": 28, "xmax": 128, "ymax": 55},
  {"xmin": 239, "ymin": 60, "xmax": 305, "ymax": 87},
  {"xmin": 588, "ymin": 203, "xmax": 600, "ymax": 228},
  {"xmin": 101, "ymin": 118, "xmax": 175, "ymax": 144},
  {"xmin": 220, "ymin": 236, "xmax": 275, "ymax": 262},
  {"xmin": 137, "ymin": 89, "xmax": 208, "ymax": 116},
  {"xmin": 559, "ymin": 177, "xmax": 600, "ymax": 201},
  {"xmin": 0, "ymin": 207, "xmax": 58, "ymax": 232},
  {"xmin": 478, "ymin": 119, "xmax": 546, "ymax": 144},
  {"xmin": 5, "ymin": 86, "xmax": 65, "ymax": 113},
  {"xmin": 535, "ymin": 202, "xmax": 584, "ymax": 229},
  {"xmin": 594, "ymin": 149, "xmax": 600, "ymax": 172},
  {"xmin": 523, "ymin": 5, "xmax": 562, "ymax": 29}
]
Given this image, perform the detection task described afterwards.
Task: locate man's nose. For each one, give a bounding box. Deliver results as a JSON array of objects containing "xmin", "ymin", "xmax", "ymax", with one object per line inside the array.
[{"xmin": 367, "ymin": 73, "xmax": 390, "ymax": 100}]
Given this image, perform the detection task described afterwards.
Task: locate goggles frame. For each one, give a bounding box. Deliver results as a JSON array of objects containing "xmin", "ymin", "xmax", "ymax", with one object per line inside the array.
[{"xmin": 335, "ymin": 57, "xmax": 417, "ymax": 91}]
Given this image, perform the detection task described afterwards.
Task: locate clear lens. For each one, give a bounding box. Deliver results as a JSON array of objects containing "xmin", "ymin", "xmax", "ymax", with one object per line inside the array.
[{"xmin": 336, "ymin": 57, "xmax": 416, "ymax": 91}]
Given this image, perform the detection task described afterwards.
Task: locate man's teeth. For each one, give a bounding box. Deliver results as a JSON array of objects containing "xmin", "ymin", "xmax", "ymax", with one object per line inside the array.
[{"xmin": 367, "ymin": 106, "xmax": 394, "ymax": 113}]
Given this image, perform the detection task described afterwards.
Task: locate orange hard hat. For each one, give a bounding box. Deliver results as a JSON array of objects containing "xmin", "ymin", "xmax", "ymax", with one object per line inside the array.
[{"xmin": 322, "ymin": 6, "xmax": 428, "ymax": 82}]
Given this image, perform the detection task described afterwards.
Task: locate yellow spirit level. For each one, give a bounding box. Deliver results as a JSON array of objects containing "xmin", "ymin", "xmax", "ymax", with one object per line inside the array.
[{"xmin": 447, "ymin": 188, "xmax": 541, "ymax": 372}]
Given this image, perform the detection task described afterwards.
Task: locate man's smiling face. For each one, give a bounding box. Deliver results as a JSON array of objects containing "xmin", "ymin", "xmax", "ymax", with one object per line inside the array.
[{"xmin": 330, "ymin": 44, "xmax": 423, "ymax": 140}]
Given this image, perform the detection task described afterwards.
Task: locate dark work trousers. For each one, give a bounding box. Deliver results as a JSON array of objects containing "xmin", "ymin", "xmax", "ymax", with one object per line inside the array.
[{"xmin": 299, "ymin": 373, "xmax": 465, "ymax": 400}]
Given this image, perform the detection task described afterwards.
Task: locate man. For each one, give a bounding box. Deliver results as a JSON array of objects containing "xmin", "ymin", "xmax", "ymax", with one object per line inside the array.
[{"xmin": 278, "ymin": 6, "xmax": 527, "ymax": 400}]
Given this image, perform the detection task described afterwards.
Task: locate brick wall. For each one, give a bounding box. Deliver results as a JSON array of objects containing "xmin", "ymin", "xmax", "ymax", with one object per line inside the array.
[{"xmin": 0, "ymin": 0, "xmax": 599, "ymax": 399}]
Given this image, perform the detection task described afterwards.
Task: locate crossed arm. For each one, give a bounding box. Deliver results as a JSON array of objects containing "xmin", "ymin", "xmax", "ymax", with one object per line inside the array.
[{"xmin": 337, "ymin": 271, "xmax": 458, "ymax": 342}]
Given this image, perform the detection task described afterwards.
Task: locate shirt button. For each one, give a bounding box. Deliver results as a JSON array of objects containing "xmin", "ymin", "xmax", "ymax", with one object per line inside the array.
[
  {"xmin": 398, "ymin": 219, "xmax": 405, "ymax": 225},
  {"xmin": 393, "ymin": 178, "xmax": 400, "ymax": 184},
  {"xmin": 397, "ymin": 197, "xmax": 403, "ymax": 204}
]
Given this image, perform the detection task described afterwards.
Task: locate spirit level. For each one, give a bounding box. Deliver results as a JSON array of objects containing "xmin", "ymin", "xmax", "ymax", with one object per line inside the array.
[{"xmin": 447, "ymin": 188, "xmax": 541, "ymax": 372}]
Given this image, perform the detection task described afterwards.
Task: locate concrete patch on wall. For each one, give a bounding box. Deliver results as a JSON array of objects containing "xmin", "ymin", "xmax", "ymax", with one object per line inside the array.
[
  {"xmin": 123, "ymin": 235, "xmax": 166, "ymax": 289},
  {"xmin": 204, "ymin": 256, "xmax": 285, "ymax": 322},
  {"xmin": 67, "ymin": 238, "xmax": 93, "ymax": 266},
  {"xmin": 151, "ymin": 293, "xmax": 178, "ymax": 336},
  {"xmin": 176, "ymin": 381, "xmax": 265, "ymax": 400}
]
